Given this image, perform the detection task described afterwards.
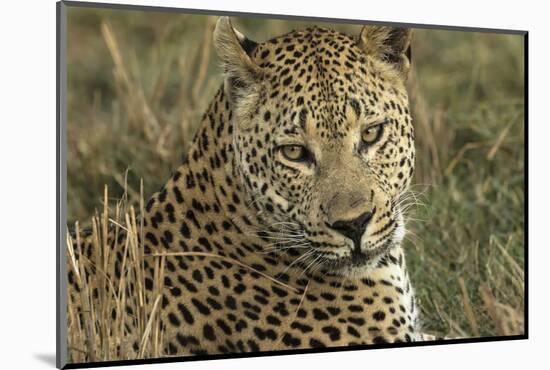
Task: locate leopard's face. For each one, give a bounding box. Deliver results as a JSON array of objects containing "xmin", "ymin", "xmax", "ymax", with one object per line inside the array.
[{"xmin": 216, "ymin": 21, "xmax": 415, "ymax": 276}]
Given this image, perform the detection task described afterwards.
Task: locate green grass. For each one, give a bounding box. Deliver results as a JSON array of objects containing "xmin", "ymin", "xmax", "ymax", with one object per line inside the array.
[
  {"xmin": 405, "ymin": 28, "xmax": 524, "ymax": 337},
  {"xmin": 67, "ymin": 7, "xmax": 525, "ymax": 340}
]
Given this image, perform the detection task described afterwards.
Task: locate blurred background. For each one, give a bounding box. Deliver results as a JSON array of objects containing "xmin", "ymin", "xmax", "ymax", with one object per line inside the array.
[{"xmin": 67, "ymin": 7, "xmax": 525, "ymax": 339}]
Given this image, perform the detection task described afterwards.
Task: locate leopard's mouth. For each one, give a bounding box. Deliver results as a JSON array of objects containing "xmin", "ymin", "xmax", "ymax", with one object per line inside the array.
[
  {"xmin": 270, "ymin": 218, "xmax": 399, "ymax": 275},
  {"xmin": 303, "ymin": 236, "xmax": 395, "ymax": 277}
]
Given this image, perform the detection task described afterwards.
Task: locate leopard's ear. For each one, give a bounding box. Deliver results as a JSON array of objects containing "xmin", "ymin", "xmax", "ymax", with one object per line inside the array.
[
  {"xmin": 213, "ymin": 17, "xmax": 261, "ymax": 103},
  {"xmin": 357, "ymin": 25, "xmax": 412, "ymax": 79}
]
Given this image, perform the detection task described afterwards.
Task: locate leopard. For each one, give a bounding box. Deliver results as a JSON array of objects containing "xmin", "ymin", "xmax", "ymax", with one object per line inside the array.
[{"xmin": 67, "ymin": 16, "xmax": 425, "ymax": 359}]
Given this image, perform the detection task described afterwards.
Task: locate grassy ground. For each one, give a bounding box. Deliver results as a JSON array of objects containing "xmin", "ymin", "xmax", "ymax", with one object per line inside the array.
[{"xmin": 66, "ymin": 6, "xmax": 525, "ymax": 350}]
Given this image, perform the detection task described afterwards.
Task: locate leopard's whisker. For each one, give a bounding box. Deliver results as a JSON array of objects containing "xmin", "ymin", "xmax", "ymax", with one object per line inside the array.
[
  {"xmin": 265, "ymin": 241, "xmax": 308, "ymax": 248},
  {"xmin": 280, "ymin": 249, "xmax": 315, "ymax": 275},
  {"xmin": 260, "ymin": 244, "xmax": 311, "ymax": 254},
  {"xmin": 300, "ymin": 253, "xmax": 323, "ymax": 278}
]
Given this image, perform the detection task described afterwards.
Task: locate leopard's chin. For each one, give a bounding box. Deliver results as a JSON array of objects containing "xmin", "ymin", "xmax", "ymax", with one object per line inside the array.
[{"xmin": 317, "ymin": 238, "xmax": 396, "ymax": 277}]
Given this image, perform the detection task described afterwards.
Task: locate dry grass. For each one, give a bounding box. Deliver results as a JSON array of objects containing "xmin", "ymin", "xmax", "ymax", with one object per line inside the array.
[
  {"xmin": 65, "ymin": 6, "xmax": 525, "ymax": 363},
  {"xmin": 66, "ymin": 184, "xmax": 170, "ymax": 362}
]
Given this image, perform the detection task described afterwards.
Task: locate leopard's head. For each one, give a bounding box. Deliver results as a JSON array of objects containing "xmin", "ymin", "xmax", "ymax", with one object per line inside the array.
[{"xmin": 214, "ymin": 17, "xmax": 415, "ymax": 276}]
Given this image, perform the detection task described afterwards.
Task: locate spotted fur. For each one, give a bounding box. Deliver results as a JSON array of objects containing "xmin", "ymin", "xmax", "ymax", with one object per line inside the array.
[{"xmin": 68, "ymin": 17, "xmax": 423, "ymax": 357}]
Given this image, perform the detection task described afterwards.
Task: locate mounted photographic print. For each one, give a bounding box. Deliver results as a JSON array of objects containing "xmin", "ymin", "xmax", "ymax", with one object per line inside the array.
[{"xmin": 56, "ymin": 1, "xmax": 527, "ymax": 368}]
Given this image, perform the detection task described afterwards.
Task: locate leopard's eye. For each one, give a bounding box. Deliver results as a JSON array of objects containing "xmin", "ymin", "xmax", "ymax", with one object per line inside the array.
[
  {"xmin": 361, "ymin": 124, "xmax": 384, "ymax": 145},
  {"xmin": 280, "ymin": 145, "xmax": 309, "ymax": 162}
]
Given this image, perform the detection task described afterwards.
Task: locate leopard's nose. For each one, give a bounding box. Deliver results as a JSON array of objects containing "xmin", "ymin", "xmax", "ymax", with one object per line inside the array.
[{"xmin": 328, "ymin": 211, "xmax": 373, "ymax": 250}]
